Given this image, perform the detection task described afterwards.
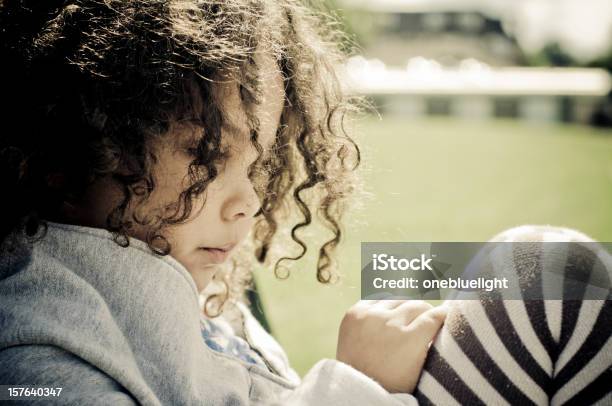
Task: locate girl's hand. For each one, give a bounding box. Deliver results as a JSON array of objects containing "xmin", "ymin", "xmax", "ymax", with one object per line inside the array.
[{"xmin": 336, "ymin": 300, "xmax": 447, "ymax": 394}]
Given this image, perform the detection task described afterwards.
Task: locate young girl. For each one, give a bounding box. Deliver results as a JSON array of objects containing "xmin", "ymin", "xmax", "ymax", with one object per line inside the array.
[
  {"xmin": 0, "ymin": 0, "xmax": 444, "ymax": 404},
  {"xmin": 0, "ymin": 1, "xmax": 609, "ymax": 405}
]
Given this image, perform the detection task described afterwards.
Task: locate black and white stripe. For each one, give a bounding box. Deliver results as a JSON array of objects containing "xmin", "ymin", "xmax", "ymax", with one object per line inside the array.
[{"xmin": 415, "ymin": 225, "xmax": 612, "ymax": 406}]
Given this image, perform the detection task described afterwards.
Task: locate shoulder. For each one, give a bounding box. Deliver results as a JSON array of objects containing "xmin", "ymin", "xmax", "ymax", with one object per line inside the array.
[
  {"xmin": 489, "ymin": 224, "xmax": 596, "ymax": 243},
  {"xmin": 487, "ymin": 224, "xmax": 604, "ymax": 271},
  {"xmin": 485, "ymin": 225, "xmax": 611, "ymax": 300},
  {"xmin": 487, "ymin": 224, "xmax": 607, "ymax": 270}
]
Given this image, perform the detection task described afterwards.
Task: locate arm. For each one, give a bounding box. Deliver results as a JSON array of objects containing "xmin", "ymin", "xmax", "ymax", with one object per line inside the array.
[
  {"xmin": 0, "ymin": 345, "xmax": 137, "ymax": 406},
  {"xmin": 272, "ymin": 300, "xmax": 447, "ymax": 406},
  {"xmin": 277, "ymin": 358, "xmax": 418, "ymax": 406},
  {"xmin": 238, "ymin": 295, "xmax": 445, "ymax": 405}
]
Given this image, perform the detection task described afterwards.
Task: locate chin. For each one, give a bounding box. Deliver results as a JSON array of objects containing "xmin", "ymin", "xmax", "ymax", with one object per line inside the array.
[{"xmin": 191, "ymin": 267, "xmax": 219, "ymax": 293}]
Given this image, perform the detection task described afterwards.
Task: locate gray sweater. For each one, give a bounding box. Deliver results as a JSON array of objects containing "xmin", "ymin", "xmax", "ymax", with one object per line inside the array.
[{"xmin": 0, "ymin": 222, "xmax": 416, "ymax": 405}]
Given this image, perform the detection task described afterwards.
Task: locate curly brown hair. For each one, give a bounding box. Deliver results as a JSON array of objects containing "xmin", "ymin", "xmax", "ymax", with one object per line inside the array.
[{"xmin": 0, "ymin": 0, "xmax": 361, "ymax": 316}]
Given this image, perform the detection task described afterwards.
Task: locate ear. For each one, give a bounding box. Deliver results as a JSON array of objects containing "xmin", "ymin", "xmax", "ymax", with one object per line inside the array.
[{"xmin": 46, "ymin": 172, "xmax": 79, "ymax": 217}]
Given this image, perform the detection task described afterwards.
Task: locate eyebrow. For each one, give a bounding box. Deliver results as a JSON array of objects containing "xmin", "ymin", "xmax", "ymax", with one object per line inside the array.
[
  {"xmin": 221, "ymin": 120, "xmax": 248, "ymax": 139},
  {"xmin": 221, "ymin": 120, "xmax": 278, "ymax": 156}
]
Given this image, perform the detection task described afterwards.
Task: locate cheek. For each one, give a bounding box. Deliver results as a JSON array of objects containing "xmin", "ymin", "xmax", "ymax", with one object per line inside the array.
[
  {"xmin": 151, "ymin": 163, "xmax": 192, "ymax": 208},
  {"xmin": 161, "ymin": 213, "xmax": 200, "ymax": 253},
  {"xmin": 140, "ymin": 154, "xmax": 206, "ymax": 227}
]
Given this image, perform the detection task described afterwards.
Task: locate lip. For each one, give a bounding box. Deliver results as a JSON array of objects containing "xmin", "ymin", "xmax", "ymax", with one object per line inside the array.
[{"xmin": 198, "ymin": 243, "xmax": 237, "ymax": 264}]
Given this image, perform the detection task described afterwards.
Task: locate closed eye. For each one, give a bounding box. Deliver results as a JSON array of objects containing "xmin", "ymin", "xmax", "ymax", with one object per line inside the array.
[{"xmin": 185, "ymin": 147, "xmax": 198, "ymax": 156}]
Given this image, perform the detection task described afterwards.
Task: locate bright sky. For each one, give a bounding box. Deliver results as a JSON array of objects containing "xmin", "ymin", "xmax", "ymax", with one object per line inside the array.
[{"xmin": 510, "ymin": 0, "xmax": 612, "ymax": 61}]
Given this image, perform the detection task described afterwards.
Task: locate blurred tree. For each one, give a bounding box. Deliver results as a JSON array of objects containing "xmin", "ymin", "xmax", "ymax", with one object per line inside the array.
[
  {"xmin": 527, "ymin": 42, "xmax": 576, "ymax": 67},
  {"xmin": 586, "ymin": 45, "xmax": 612, "ymax": 73},
  {"xmin": 586, "ymin": 45, "xmax": 612, "ymax": 127}
]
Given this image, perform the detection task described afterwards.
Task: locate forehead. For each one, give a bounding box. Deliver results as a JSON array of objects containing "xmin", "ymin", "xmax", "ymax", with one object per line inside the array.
[{"xmin": 216, "ymin": 52, "xmax": 285, "ymax": 152}]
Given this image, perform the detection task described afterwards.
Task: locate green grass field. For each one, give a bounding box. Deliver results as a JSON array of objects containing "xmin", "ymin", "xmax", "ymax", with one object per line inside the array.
[{"xmin": 253, "ymin": 116, "xmax": 612, "ymax": 376}]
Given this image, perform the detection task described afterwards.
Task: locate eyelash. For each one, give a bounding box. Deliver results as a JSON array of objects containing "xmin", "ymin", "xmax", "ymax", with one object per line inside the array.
[
  {"xmin": 186, "ymin": 145, "xmax": 236, "ymax": 160},
  {"xmin": 181, "ymin": 146, "xmax": 267, "ymax": 218},
  {"xmin": 185, "ymin": 147, "xmax": 198, "ymax": 157}
]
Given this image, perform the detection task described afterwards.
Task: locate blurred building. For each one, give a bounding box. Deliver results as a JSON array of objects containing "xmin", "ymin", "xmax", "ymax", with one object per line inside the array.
[
  {"xmin": 345, "ymin": 58, "xmax": 611, "ymax": 123},
  {"xmin": 342, "ymin": 0, "xmax": 523, "ymax": 67},
  {"xmin": 339, "ymin": 0, "xmax": 612, "ymax": 124}
]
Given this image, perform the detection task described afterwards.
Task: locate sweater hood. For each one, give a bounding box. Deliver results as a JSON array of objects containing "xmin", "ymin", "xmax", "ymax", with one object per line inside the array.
[{"xmin": 0, "ymin": 222, "xmax": 253, "ymax": 405}]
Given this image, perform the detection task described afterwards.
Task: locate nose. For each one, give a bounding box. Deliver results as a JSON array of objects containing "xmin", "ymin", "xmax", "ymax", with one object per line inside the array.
[{"xmin": 220, "ymin": 181, "xmax": 260, "ymax": 222}]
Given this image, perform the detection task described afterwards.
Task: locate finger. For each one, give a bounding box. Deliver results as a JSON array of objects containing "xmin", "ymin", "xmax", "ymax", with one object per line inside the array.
[
  {"xmin": 405, "ymin": 305, "xmax": 448, "ymax": 347},
  {"xmin": 372, "ymin": 299, "xmax": 407, "ymax": 310},
  {"xmin": 392, "ymin": 300, "xmax": 433, "ymax": 324},
  {"xmin": 350, "ymin": 299, "xmax": 378, "ymax": 313}
]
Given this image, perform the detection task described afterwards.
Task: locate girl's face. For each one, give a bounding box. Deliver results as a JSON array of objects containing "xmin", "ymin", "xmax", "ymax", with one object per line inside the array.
[
  {"xmin": 78, "ymin": 55, "xmax": 284, "ymax": 292},
  {"xmin": 152, "ymin": 60, "xmax": 283, "ymax": 292}
]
